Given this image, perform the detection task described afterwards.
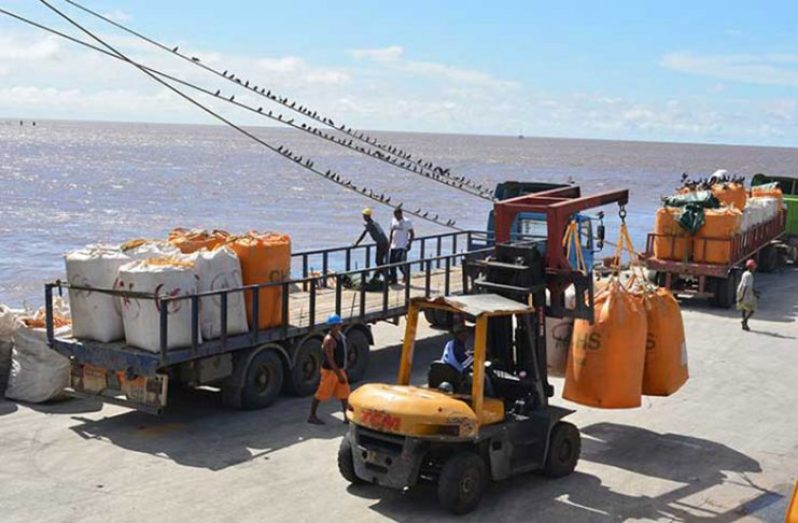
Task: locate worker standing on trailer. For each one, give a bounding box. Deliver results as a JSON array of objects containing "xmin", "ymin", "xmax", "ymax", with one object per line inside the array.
[
  {"xmin": 308, "ymin": 314, "xmax": 350, "ymax": 425},
  {"xmin": 737, "ymin": 259, "xmax": 760, "ymax": 331},
  {"xmin": 388, "ymin": 207, "xmax": 415, "ymax": 285},
  {"xmin": 354, "ymin": 208, "xmax": 389, "ymax": 278}
]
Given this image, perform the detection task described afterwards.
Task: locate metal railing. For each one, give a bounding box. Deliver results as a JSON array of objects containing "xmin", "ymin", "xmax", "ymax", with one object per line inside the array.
[{"xmin": 46, "ymin": 233, "xmax": 494, "ymax": 366}]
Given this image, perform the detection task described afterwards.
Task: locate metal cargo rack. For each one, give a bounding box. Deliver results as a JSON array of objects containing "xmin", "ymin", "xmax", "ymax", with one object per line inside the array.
[{"xmin": 45, "ymin": 230, "xmax": 494, "ymax": 378}]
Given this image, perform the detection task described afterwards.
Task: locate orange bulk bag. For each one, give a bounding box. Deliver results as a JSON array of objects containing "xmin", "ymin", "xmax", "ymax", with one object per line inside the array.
[
  {"xmin": 751, "ymin": 184, "xmax": 783, "ymax": 202},
  {"xmin": 168, "ymin": 228, "xmax": 230, "ymax": 254},
  {"xmin": 692, "ymin": 207, "xmax": 741, "ymax": 264},
  {"xmin": 653, "ymin": 207, "xmax": 689, "ymax": 260},
  {"xmin": 229, "ymin": 232, "xmax": 291, "ymax": 329},
  {"xmin": 639, "ymin": 287, "xmax": 688, "ymax": 395},
  {"xmin": 711, "ymin": 182, "xmax": 746, "ymax": 210},
  {"xmin": 563, "ymin": 279, "xmax": 647, "ymax": 408}
]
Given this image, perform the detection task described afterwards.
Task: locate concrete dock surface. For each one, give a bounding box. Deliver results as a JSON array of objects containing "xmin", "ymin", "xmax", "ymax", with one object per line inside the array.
[{"xmin": 1, "ymin": 267, "xmax": 796, "ymax": 522}]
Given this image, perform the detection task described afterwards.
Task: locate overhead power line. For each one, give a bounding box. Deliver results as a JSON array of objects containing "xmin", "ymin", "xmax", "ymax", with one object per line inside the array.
[
  {"xmin": 62, "ymin": 0, "xmax": 495, "ymax": 201},
  {"xmin": 12, "ymin": 2, "xmax": 461, "ymax": 230}
]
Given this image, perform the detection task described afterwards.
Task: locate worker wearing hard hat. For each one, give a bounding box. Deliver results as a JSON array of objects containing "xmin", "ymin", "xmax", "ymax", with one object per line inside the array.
[
  {"xmin": 308, "ymin": 314, "xmax": 350, "ymax": 425},
  {"xmin": 353, "ymin": 208, "xmax": 389, "ymax": 278}
]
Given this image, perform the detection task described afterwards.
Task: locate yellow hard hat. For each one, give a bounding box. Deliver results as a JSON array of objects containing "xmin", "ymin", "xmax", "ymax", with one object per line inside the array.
[{"xmin": 362, "ymin": 208, "xmax": 373, "ymax": 217}]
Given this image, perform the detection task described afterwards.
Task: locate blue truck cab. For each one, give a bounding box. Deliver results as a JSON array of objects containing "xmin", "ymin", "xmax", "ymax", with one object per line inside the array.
[{"xmin": 485, "ymin": 181, "xmax": 600, "ymax": 270}]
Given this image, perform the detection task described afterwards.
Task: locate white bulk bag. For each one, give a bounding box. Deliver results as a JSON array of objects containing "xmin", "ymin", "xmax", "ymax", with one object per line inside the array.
[
  {"xmin": 117, "ymin": 260, "xmax": 200, "ymax": 353},
  {"xmin": 5, "ymin": 325, "xmax": 71, "ymax": 403},
  {"xmin": 66, "ymin": 245, "xmax": 131, "ymax": 342},
  {"xmin": 190, "ymin": 247, "xmax": 248, "ymax": 340},
  {"xmin": 122, "ymin": 240, "xmax": 181, "ymax": 261},
  {"xmin": 545, "ymin": 286, "xmax": 576, "ymax": 377}
]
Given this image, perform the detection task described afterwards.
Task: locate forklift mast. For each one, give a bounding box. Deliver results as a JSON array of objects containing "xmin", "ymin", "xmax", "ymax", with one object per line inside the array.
[{"xmin": 471, "ymin": 185, "xmax": 630, "ymax": 410}]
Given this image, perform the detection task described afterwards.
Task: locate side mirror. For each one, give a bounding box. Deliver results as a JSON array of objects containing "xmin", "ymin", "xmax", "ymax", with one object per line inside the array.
[{"xmin": 596, "ymin": 224, "xmax": 605, "ymax": 250}]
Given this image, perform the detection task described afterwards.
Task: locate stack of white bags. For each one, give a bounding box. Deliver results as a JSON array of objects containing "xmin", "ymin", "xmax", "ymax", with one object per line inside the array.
[{"xmin": 66, "ymin": 241, "xmax": 248, "ymax": 353}]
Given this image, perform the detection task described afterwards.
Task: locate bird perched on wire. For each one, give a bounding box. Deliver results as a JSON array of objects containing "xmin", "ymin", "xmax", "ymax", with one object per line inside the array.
[
  {"xmin": 191, "ymin": 57, "xmax": 200, "ymax": 62},
  {"xmin": 214, "ymin": 89, "xmax": 220, "ymax": 96},
  {"xmin": 230, "ymin": 95, "xmax": 235, "ymax": 101},
  {"xmin": 257, "ymin": 107, "xmax": 263, "ymax": 113},
  {"xmin": 245, "ymin": 80, "xmax": 249, "ymax": 87},
  {"xmin": 172, "ymin": 46, "xmax": 179, "ymax": 52}
]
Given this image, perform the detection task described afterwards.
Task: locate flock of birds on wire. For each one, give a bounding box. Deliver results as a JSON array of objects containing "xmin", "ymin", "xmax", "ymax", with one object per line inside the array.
[{"xmin": 4, "ymin": 0, "xmax": 500, "ymax": 230}]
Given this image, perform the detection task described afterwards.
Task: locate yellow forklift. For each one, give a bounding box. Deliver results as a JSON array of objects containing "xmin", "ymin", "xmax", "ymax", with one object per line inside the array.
[{"xmin": 337, "ymin": 186, "xmax": 629, "ymax": 513}]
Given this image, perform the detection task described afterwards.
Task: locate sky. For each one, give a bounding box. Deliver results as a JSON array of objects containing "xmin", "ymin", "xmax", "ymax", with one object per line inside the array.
[{"xmin": 1, "ymin": 1, "xmax": 797, "ymax": 146}]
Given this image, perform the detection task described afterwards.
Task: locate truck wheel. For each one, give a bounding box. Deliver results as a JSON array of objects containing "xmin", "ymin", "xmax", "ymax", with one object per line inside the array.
[
  {"xmin": 424, "ymin": 309, "xmax": 454, "ymax": 330},
  {"xmin": 543, "ymin": 421, "xmax": 581, "ymax": 478},
  {"xmin": 759, "ymin": 245, "xmax": 778, "ymax": 273},
  {"xmin": 241, "ymin": 349, "xmax": 284, "ymax": 409},
  {"xmin": 286, "ymin": 336, "xmax": 322, "ymax": 396},
  {"xmin": 337, "ymin": 436, "xmax": 363, "ymax": 485},
  {"xmin": 437, "ymin": 452, "xmax": 487, "ymax": 515},
  {"xmin": 712, "ymin": 270, "xmax": 738, "ymax": 309},
  {"xmin": 345, "ymin": 328, "xmax": 370, "ymax": 383}
]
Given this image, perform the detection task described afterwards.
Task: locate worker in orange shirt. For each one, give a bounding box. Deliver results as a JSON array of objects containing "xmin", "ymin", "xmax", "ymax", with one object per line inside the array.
[{"xmin": 307, "ymin": 314, "xmax": 350, "ymax": 425}]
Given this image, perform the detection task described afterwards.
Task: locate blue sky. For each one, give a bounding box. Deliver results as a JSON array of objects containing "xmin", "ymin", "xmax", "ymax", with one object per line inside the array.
[{"xmin": 1, "ymin": 1, "xmax": 797, "ymax": 146}]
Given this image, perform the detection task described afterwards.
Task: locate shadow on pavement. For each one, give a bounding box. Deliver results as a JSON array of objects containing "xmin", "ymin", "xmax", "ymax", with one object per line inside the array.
[
  {"xmin": 67, "ymin": 332, "xmax": 449, "ymax": 471},
  {"xmin": 358, "ymin": 422, "xmax": 782, "ymax": 522},
  {"xmin": 0, "ymin": 399, "xmax": 18, "ymax": 416}
]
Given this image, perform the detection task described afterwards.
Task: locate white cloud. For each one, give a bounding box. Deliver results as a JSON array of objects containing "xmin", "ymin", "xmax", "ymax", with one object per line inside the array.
[
  {"xmin": 661, "ymin": 52, "xmax": 798, "ymax": 87},
  {"xmin": 351, "ymin": 46, "xmax": 404, "ymax": 62},
  {"xmin": 0, "ymin": 34, "xmax": 62, "ymax": 61},
  {"xmin": 352, "ymin": 45, "xmax": 517, "ymax": 90},
  {"xmin": 102, "ymin": 9, "xmax": 132, "ymax": 22}
]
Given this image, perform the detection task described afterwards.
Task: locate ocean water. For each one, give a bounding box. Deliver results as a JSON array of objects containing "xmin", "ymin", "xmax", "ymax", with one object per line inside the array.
[{"xmin": 2, "ymin": 118, "xmax": 797, "ymax": 306}]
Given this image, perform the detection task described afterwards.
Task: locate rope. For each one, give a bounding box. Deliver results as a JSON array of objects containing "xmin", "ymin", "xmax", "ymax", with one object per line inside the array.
[
  {"xmin": 562, "ymin": 220, "xmax": 588, "ymax": 274},
  {"xmin": 17, "ymin": 3, "xmax": 462, "ymax": 231},
  {"xmin": 0, "ymin": 6, "xmax": 488, "ymax": 203},
  {"xmin": 62, "ymin": 0, "xmax": 495, "ymax": 202}
]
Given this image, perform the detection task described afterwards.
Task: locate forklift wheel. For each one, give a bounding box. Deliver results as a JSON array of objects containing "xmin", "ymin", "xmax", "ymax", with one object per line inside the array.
[
  {"xmin": 543, "ymin": 421, "xmax": 581, "ymax": 478},
  {"xmin": 337, "ymin": 436, "xmax": 363, "ymax": 485},
  {"xmin": 437, "ymin": 452, "xmax": 487, "ymax": 515}
]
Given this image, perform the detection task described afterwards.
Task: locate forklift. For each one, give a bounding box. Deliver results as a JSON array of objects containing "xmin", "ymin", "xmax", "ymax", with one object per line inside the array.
[{"xmin": 337, "ymin": 186, "xmax": 629, "ymax": 514}]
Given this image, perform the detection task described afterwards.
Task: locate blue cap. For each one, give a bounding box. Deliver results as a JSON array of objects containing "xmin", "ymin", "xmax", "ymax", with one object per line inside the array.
[{"xmin": 327, "ymin": 313, "xmax": 343, "ymax": 326}]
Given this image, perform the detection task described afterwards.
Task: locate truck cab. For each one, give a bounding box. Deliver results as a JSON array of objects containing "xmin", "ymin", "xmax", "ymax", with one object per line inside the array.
[{"xmin": 485, "ymin": 181, "xmax": 601, "ymax": 270}]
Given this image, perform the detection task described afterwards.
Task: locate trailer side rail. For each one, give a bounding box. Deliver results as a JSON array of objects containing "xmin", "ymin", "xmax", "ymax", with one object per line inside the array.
[{"xmin": 46, "ymin": 230, "xmax": 495, "ymax": 376}]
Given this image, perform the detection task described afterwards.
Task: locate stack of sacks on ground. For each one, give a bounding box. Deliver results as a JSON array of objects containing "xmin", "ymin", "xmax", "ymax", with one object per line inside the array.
[
  {"xmin": 563, "ymin": 276, "xmax": 689, "ymax": 408},
  {"xmin": 0, "ymin": 304, "xmax": 22, "ymax": 393},
  {"xmin": 5, "ymin": 300, "xmax": 71, "ymax": 403}
]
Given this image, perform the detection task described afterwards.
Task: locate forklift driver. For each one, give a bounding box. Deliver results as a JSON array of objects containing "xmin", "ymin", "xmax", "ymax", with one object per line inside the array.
[{"xmin": 441, "ymin": 323, "xmax": 473, "ymax": 374}]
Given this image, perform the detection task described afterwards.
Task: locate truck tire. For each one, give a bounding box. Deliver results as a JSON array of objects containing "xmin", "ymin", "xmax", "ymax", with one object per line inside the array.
[
  {"xmin": 437, "ymin": 452, "xmax": 488, "ymax": 515},
  {"xmin": 337, "ymin": 436, "xmax": 363, "ymax": 485},
  {"xmin": 286, "ymin": 336, "xmax": 322, "ymax": 396},
  {"xmin": 345, "ymin": 328, "xmax": 370, "ymax": 383},
  {"xmin": 543, "ymin": 421, "xmax": 581, "ymax": 478},
  {"xmin": 424, "ymin": 309, "xmax": 453, "ymax": 330},
  {"xmin": 241, "ymin": 349, "xmax": 284, "ymax": 409},
  {"xmin": 759, "ymin": 244, "xmax": 779, "ymax": 273},
  {"xmin": 712, "ymin": 270, "xmax": 738, "ymax": 309}
]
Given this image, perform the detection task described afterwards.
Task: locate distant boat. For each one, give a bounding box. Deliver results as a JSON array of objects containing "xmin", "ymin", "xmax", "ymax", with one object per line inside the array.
[{"xmin": 518, "ymin": 134, "xmax": 524, "ymax": 139}]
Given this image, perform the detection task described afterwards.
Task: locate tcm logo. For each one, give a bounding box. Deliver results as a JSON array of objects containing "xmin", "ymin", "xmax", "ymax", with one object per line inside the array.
[{"xmin": 359, "ymin": 409, "xmax": 400, "ymax": 432}]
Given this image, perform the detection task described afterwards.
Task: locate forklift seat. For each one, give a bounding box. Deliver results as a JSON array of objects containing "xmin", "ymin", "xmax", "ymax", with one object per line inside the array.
[
  {"xmin": 484, "ymin": 364, "xmax": 536, "ymax": 404},
  {"xmin": 428, "ymin": 361, "xmax": 465, "ymax": 393}
]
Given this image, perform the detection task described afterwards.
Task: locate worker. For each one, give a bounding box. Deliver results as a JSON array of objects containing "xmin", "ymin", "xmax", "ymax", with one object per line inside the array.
[
  {"xmin": 737, "ymin": 259, "xmax": 760, "ymax": 331},
  {"xmin": 353, "ymin": 208, "xmax": 389, "ymax": 279},
  {"xmin": 308, "ymin": 314, "xmax": 350, "ymax": 425},
  {"xmin": 441, "ymin": 323, "xmax": 473, "ymax": 374},
  {"xmin": 388, "ymin": 207, "xmax": 415, "ymax": 284}
]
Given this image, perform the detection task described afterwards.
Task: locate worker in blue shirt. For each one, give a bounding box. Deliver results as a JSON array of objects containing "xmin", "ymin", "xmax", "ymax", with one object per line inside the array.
[{"xmin": 441, "ymin": 323, "xmax": 473, "ymax": 373}]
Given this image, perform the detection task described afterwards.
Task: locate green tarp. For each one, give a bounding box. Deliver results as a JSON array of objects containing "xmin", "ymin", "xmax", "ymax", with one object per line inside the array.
[{"xmin": 662, "ymin": 191, "xmax": 720, "ymax": 235}]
